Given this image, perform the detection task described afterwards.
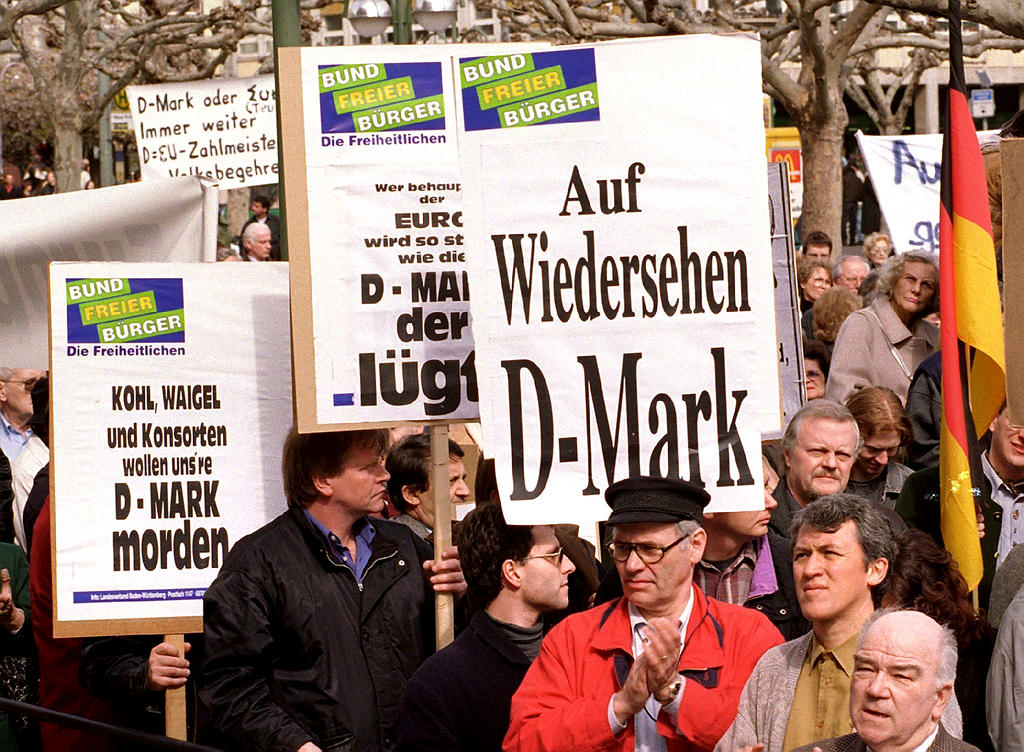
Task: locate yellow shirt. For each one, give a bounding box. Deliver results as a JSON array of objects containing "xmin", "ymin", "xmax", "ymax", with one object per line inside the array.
[{"xmin": 782, "ymin": 632, "xmax": 858, "ymax": 751}]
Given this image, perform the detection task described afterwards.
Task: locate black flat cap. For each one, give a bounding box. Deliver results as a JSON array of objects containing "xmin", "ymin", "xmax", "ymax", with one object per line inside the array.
[{"xmin": 605, "ymin": 477, "xmax": 710, "ymax": 525}]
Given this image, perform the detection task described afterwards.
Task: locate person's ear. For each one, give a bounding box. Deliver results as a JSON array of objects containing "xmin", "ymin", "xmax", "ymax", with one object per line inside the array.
[
  {"xmin": 689, "ymin": 528, "xmax": 707, "ymax": 565},
  {"xmin": 930, "ymin": 682, "xmax": 953, "ymax": 722},
  {"xmin": 402, "ymin": 485, "xmax": 423, "ymax": 509},
  {"xmin": 501, "ymin": 558, "xmax": 522, "ymax": 590},
  {"xmin": 311, "ymin": 475, "xmax": 333, "ymax": 497},
  {"xmin": 865, "ymin": 557, "xmax": 888, "ymax": 588}
]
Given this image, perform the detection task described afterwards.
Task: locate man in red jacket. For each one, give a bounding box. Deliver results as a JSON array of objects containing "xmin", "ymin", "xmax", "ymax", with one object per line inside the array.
[{"xmin": 504, "ymin": 477, "xmax": 784, "ymax": 752}]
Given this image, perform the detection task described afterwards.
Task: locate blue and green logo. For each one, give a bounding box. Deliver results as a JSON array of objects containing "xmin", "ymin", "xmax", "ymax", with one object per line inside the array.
[
  {"xmin": 66, "ymin": 278, "xmax": 185, "ymax": 344},
  {"xmin": 459, "ymin": 49, "xmax": 599, "ymax": 131}
]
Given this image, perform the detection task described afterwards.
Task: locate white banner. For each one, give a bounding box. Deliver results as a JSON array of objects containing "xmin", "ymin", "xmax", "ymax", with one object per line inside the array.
[
  {"xmin": 460, "ymin": 37, "xmax": 778, "ymax": 529},
  {"xmin": 50, "ymin": 262, "xmax": 292, "ymax": 634},
  {"xmin": 129, "ymin": 75, "xmax": 278, "ymax": 190},
  {"xmin": 281, "ymin": 45, "xmax": 538, "ymax": 430},
  {"xmin": 856, "ymin": 130, "xmax": 996, "ymax": 255},
  {"xmin": 0, "ymin": 177, "xmax": 217, "ymax": 369}
]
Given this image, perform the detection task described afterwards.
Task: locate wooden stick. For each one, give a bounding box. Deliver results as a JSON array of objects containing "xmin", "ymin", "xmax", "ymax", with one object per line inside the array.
[
  {"xmin": 1002, "ymin": 138, "xmax": 1024, "ymax": 426},
  {"xmin": 430, "ymin": 425, "xmax": 455, "ymax": 650},
  {"xmin": 164, "ymin": 633, "xmax": 187, "ymax": 740}
]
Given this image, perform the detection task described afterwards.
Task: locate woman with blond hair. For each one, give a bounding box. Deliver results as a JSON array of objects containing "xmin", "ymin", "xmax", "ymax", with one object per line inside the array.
[
  {"xmin": 826, "ymin": 251, "xmax": 939, "ymax": 403},
  {"xmin": 862, "ymin": 232, "xmax": 893, "ymax": 268}
]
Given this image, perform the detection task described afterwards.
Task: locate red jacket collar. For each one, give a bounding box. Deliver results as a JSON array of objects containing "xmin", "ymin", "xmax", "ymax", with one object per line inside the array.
[{"xmin": 590, "ymin": 584, "xmax": 719, "ymax": 665}]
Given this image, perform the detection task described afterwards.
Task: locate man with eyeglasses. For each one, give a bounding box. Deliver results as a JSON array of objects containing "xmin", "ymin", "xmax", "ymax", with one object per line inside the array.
[
  {"xmin": 0, "ymin": 368, "xmax": 45, "ymax": 462},
  {"xmin": 897, "ymin": 402, "xmax": 1024, "ymax": 610},
  {"xmin": 505, "ymin": 477, "xmax": 784, "ymax": 752},
  {"xmin": 396, "ymin": 503, "xmax": 575, "ymax": 751}
]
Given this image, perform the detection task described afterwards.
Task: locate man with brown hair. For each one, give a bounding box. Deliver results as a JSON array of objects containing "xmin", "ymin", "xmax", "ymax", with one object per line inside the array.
[{"xmin": 201, "ymin": 428, "xmax": 465, "ymax": 752}]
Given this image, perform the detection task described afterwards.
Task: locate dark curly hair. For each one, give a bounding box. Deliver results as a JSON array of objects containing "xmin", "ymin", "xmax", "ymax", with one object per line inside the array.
[
  {"xmin": 454, "ymin": 503, "xmax": 534, "ymax": 611},
  {"xmin": 385, "ymin": 433, "xmax": 464, "ymax": 512},
  {"xmin": 887, "ymin": 529, "xmax": 993, "ymax": 651}
]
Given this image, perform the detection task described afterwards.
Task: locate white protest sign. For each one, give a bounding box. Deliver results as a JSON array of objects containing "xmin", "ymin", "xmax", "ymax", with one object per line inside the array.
[
  {"xmin": 50, "ymin": 262, "xmax": 292, "ymax": 636},
  {"xmin": 459, "ymin": 37, "xmax": 778, "ymax": 527},
  {"xmin": 856, "ymin": 130, "xmax": 996, "ymax": 255},
  {"xmin": 0, "ymin": 176, "xmax": 217, "ymax": 369},
  {"xmin": 129, "ymin": 76, "xmax": 278, "ymax": 190},
  {"xmin": 280, "ymin": 44, "xmax": 538, "ymax": 431}
]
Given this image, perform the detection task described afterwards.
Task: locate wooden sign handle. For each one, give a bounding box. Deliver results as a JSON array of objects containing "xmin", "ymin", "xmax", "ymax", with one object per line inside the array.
[
  {"xmin": 164, "ymin": 632, "xmax": 187, "ymax": 740},
  {"xmin": 430, "ymin": 425, "xmax": 455, "ymax": 650}
]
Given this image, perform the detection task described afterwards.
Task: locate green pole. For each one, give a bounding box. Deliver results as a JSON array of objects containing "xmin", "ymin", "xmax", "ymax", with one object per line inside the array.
[
  {"xmin": 393, "ymin": 0, "xmax": 412, "ymax": 44},
  {"xmin": 271, "ymin": 0, "xmax": 303, "ymax": 260}
]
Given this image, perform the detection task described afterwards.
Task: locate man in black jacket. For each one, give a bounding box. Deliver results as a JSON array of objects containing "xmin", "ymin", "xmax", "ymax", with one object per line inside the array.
[
  {"xmin": 200, "ymin": 428, "xmax": 465, "ymax": 752},
  {"xmin": 696, "ymin": 464, "xmax": 808, "ymax": 641},
  {"xmin": 395, "ymin": 503, "xmax": 575, "ymax": 751}
]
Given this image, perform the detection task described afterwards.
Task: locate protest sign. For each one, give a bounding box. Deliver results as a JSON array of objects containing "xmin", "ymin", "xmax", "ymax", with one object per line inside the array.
[
  {"xmin": 459, "ymin": 37, "xmax": 779, "ymax": 528},
  {"xmin": 49, "ymin": 262, "xmax": 292, "ymax": 637},
  {"xmin": 856, "ymin": 130, "xmax": 996, "ymax": 255},
  {"xmin": 279, "ymin": 44, "xmax": 536, "ymax": 431},
  {"xmin": 129, "ymin": 76, "xmax": 278, "ymax": 190},
  {"xmin": 767, "ymin": 161, "xmax": 804, "ymax": 434},
  {"xmin": 0, "ymin": 176, "xmax": 217, "ymax": 369}
]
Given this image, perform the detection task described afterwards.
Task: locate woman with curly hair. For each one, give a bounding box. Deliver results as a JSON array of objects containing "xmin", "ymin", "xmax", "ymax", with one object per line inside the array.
[
  {"xmin": 885, "ymin": 529, "xmax": 995, "ymax": 752},
  {"xmin": 796, "ymin": 257, "xmax": 831, "ymax": 315},
  {"xmin": 863, "ymin": 232, "xmax": 894, "ymax": 268},
  {"xmin": 810, "ymin": 286, "xmax": 861, "ymax": 354},
  {"xmin": 825, "ymin": 251, "xmax": 939, "ymax": 404}
]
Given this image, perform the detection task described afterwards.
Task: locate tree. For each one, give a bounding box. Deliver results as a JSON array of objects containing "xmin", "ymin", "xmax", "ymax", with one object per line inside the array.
[
  {"xmin": 875, "ymin": 0, "xmax": 1024, "ymax": 39},
  {"xmin": 492, "ymin": 0, "xmax": 1022, "ymax": 242},
  {"xmin": 0, "ymin": 0, "xmax": 261, "ymax": 191},
  {"xmin": 845, "ymin": 13, "xmax": 1021, "ymax": 135}
]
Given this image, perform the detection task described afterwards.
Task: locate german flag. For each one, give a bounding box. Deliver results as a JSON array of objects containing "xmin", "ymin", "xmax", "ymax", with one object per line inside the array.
[{"xmin": 938, "ymin": 0, "xmax": 1006, "ymax": 593}]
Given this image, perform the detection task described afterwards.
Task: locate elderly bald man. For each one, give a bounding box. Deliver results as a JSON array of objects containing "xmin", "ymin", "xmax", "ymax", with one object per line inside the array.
[{"xmin": 793, "ymin": 609, "xmax": 979, "ymax": 752}]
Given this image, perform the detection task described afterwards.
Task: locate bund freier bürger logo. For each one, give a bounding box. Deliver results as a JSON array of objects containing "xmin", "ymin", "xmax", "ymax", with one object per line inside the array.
[{"xmin": 66, "ymin": 278, "xmax": 185, "ymax": 344}]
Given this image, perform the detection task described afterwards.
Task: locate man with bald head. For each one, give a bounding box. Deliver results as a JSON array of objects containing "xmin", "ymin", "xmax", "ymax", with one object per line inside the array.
[{"xmin": 793, "ymin": 609, "xmax": 977, "ymax": 752}]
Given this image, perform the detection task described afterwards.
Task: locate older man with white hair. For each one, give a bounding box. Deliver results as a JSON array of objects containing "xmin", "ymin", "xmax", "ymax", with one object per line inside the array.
[{"xmin": 793, "ymin": 608, "xmax": 977, "ymax": 752}]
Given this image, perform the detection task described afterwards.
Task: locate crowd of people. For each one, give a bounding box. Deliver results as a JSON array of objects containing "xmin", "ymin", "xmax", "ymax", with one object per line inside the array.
[
  {"xmin": 2, "ymin": 294, "xmax": 1024, "ymax": 752},
  {"xmin": 2, "ymin": 119, "xmax": 1023, "ymax": 752}
]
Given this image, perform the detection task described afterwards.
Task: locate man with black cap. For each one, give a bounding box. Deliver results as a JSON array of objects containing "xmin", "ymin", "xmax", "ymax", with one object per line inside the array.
[{"xmin": 504, "ymin": 477, "xmax": 784, "ymax": 752}]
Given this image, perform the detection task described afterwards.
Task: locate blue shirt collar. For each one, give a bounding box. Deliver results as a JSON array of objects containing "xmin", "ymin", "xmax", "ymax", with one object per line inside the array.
[{"xmin": 303, "ymin": 510, "xmax": 376, "ymax": 583}]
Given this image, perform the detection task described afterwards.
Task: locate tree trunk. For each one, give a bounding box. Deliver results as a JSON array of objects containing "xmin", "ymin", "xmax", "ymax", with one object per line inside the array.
[
  {"xmin": 53, "ymin": 120, "xmax": 83, "ymax": 193},
  {"xmin": 795, "ymin": 115, "xmax": 846, "ymax": 250},
  {"xmin": 226, "ymin": 188, "xmax": 250, "ymax": 241}
]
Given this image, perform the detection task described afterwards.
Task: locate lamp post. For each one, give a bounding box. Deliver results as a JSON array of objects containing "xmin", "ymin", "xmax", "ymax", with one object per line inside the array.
[{"xmin": 347, "ymin": 0, "xmax": 457, "ymax": 44}]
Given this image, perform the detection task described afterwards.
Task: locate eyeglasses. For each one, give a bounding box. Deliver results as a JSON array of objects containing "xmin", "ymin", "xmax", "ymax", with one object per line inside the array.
[
  {"xmin": 1, "ymin": 378, "xmax": 38, "ymax": 392},
  {"xmin": 519, "ymin": 547, "xmax": 565, "ymax": 566},
  {"xmin": 860, "ymin": 443, "xmax": 901, "ymax": 459},
  {"xmin": 609, "ymin": 533, "xmax": 691, "ymax": 564}
]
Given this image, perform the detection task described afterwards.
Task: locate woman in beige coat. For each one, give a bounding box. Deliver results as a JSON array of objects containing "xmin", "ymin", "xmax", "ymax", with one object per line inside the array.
[{"xmin": 825, "ymin": 252, "xmax": 939, "ymax": 404}]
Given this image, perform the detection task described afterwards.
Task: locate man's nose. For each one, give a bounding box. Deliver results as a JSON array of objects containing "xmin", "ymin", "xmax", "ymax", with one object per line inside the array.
[
  {"xmin": 623, "ymin": 549, "xmax": 645, "ymax": 572},
  {"xmin": 820, "ymin": 451, "xmax": 838, "ymax": 468},
  {"xmin": 453, "ymin": 479, "xmax": 470, "ymax": 500},
  {"xmin": 803, "ymin": 552, "xmax": 825, "ymax": 576}
]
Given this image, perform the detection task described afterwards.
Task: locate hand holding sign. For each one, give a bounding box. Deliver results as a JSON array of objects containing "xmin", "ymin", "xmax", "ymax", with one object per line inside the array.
[
  {"xmin": 423, "ymin": 545, "xmax": 466, "ymax": 598},
  {"xmin": 0, "ymin": 569, "xmax": 25, "ymax": 633},
  {"xmin": 147, "ymin": 640, "xmax": 191, "ymax": 690}
]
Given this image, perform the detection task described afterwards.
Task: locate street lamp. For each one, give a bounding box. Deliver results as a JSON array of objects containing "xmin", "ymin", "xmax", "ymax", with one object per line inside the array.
[
  {"xmin": 412, "ymin": 0, "xmax": 457, "ymax": 33},
  {"xmin": 347, "ymin": 0, "xmax": 457, "ymax": 43}
]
